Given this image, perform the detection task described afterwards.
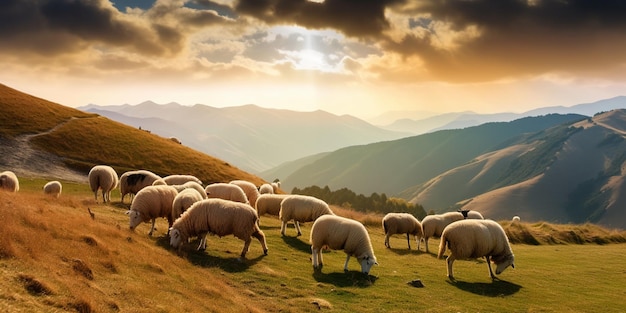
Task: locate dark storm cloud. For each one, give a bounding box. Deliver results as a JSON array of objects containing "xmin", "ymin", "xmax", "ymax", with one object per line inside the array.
[{"xmin": 235, "ymin": 0, "xmax": 403, "ymax": 38}]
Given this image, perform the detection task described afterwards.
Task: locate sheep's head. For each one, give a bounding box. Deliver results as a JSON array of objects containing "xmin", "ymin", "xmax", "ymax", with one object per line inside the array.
[
  {"xmin": 358, "ymin": 255, "xmax": 378, "ymax": 275},
  {"xmin": 495, "ymin": 254, "xmax": 515, "ymax": 275},
  {"xmin": 127, "ymin": 210, "xmax": 143, "ymax": 230},
  {"xmin": 169, "ymin": 228, "xmax": 183, "ymax": 248}
]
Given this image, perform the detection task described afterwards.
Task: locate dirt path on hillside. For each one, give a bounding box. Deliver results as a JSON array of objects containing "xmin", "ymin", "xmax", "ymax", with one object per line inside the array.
[{"xmin": 0, "ymin": 117, "xmax": 90, "ymax": 183}]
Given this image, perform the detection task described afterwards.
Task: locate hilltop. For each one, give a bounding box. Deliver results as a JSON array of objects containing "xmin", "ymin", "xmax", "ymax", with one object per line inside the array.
[{"xmin": 0, "ymin": 83, "xmax": 264, "ymax": 185}]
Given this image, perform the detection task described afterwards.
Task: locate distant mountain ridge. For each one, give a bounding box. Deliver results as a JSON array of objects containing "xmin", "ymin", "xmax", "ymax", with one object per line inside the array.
[{"xmin": 79, "ymin": 102, "xmax": 411, "ymax": 173}]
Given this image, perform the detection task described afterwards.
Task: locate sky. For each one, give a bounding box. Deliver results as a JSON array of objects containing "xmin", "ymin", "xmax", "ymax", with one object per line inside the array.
[{"xmin": 1, "ymin": 0, "xmax": 626, "ymax": 122}]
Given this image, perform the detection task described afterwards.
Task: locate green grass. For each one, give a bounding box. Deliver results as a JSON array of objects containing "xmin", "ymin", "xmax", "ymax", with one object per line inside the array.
[{"xmin": 3, "ymin": 181, "xmax": 626, "ymax": 312}]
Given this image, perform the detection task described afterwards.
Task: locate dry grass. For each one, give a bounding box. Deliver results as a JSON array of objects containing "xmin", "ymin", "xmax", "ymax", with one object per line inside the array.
[{"xmin": 502, "ymin": 220, "xmax": 626, "ymax": 245}]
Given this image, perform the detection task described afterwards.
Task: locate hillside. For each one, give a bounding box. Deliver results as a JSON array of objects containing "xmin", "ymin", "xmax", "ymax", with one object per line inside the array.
[
  {"xmin": 80, "ymin": 102, "xmax": 410, "ymax": 173},
  {"xmin": 0, "ymin": 83, "xmax": 263, "ymax": 185}
]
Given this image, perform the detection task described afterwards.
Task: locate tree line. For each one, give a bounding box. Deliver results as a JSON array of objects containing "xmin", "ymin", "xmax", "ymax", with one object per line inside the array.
[{"xmin": 291, "ymin": 185, "xmax": 426, "ymax": 219}]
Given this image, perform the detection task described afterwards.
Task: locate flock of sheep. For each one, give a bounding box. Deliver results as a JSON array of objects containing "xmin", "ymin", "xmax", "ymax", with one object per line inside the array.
[{"xmin": 1, "ymin": 167, "xmax": 515, "ymax": 281}]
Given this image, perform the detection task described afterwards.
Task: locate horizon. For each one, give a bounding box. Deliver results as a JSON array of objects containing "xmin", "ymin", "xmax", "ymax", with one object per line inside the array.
[{"xmin": 1, "ymin": 1, "xmax": 626, "ymax": 121}]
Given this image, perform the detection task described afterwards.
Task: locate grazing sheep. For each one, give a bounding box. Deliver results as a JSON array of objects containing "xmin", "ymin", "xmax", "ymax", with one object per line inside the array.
[
  {"xmin": 127, "ymin": 185, "xmax": 178, "ymax": 236},
  {"xmin": 205, "ymin": 183, "xmax": 249, "ymax": 204},
  {"xmin": 162, "ymin": 174, "xmax": 203, "ymax": 186},
  {"xmin": 271, "ymin": 181, "xmax": 281, "ymax": 193},
  {"xmin": 310, "ymin": 215, "xmax": 378, "ymax": 274},
  {"xmin": 171, "ymin": 181, "xmax": 207, "ymax": 199},
  {"xmin": 230, "ymin": 180, "xmax": 260, "ymax": 208},
  {"xmin": 279, "ymin": 195, "xmax": 335, "ymax": 236},
  {"xmin": 438, "ymin": 219, "xmax": 515, "ymax": 280},
  {"xmin": 512, "ymin": 216, "xmax": 521, "ymax": 223},
  {"xmin": 382, "ymin": 213, "xmax": 423, "ymax": 250},
  {"xmin": 171, "ymin": 188, "xmax": 204, "ymax": 221},
  {"xmin": 43, "ymin": 181, "xmax": 62, "ymax": 198},
  {"xmin": 259, "ymin": 183, "xmax": 274, "ymax": 194},
  {"xmin": 120, "ymin": 170, "xmax": 162, "ymax": 203},
  {"xmin": 0, "ymin": 171, "xmax": 19, "ymax": 192},
  {"xmin": 421, "ymin": 211, "xmax": 484, "ymax": 253},
  {"xmin": 88, "ymin": 165, "xmax": 118, "ymax": 203},
  {"xmin": 169, "ymin": 198, "xmax": 268, "ymax": 259},
  {"xmin": 255, "ymin": 194, "xmax": 290, "ymax": 217}
]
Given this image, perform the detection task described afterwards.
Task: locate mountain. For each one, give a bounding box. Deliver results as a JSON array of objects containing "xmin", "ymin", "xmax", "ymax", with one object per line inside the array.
[
  {"xmin": 79, "ymin": 102, "xmax": 411, "ymax": 173},
  {"xmin": 381, "ymin": 96, "xmax": 626, "ymax": 135},
  {"xmin": 277, "ymin": 113, "xmax": 586, "ymax": 195},
  {"xmin": 0, "ymin": 83, "xmax": 263, "ymax": 185}
]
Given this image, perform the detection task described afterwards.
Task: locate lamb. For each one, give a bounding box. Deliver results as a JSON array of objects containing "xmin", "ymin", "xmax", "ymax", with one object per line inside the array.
[
  {"xmin": 169, "ymin": 198, "xmax": 268, "ymax": 259},
  {"xmin": 279, "ymin": 195, "xmax": 334, "ymax": 236},
  {"xmin": 43, "ymin": 180, "xmax": 62, "ymax": 198},
  {"xmin": 255, "ymin": 194, "xmax": 290, "ymax": 217},
  {"xmin": 171, "ymin": 188, "xmax": 204, "ymax": 221},
  {"xmin": 205, "ymin": 183, "xmax": 249, "ymax": 204},
  {"xmin": 119, "ymin": 170, "xmax": 162, "ymax": 203},
  {"xmin": 127, "ymin": 185, "xmax": 179, "ymax": 236},
  {"xmin": 438, "ymin": 219, "xmax": 515, "ymax": 280},
  {"xmin": 421, "ymin": 210, "xmax": 484, "ymax": 253},
  {"xmin": 88, "ymin": 165, "xmax": 118, "ymax": 203},
  {"xmin": 310, "ymin": 215, "xmax": 378, "ymax": 274},
  {"xmin": 258, "ymin": 183, "xmax": 274, "ymax": 194},
  {"xmin": 382, "ymin": 213, "xmax": 423, "ymax": 250},
  {"xmin": 0, "ymin": 171, "xmax": 19, "ymax": 192},
  {"xmin": 230, "ymin": 180, "xmax": 260, "ymax": 208}
]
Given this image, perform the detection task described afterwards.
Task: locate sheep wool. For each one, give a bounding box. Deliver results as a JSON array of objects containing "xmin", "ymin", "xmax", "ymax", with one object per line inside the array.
[
  {"xmin": 162, "ymin": 174, "xmax": 203, "ymax": 186},
  {"xmin": 205, "ymin": 183, "xmax": 249, "ymax": 204},
  {"xmin": 255, "ymin": 193, "xmax": 290, "ymax": 216},
  {"xmin": 0, "ymin": 171, "xmax": 19, "ymax": 192},
  {"xmin": 279, "ymin": 195, "xmax": 335, "ymax": 236},
  {"xmin": 171, "ymin": 188, "xmax": 204, "ymax": 221},
  {"xmin": 438, "ymin": 219, "xmax": 515, "ymax": 280},
  {"xmin": 169, "ymin": 198, "xmax": 268, "ymax": 259},
  {"xmin": 230, "ymin": 180, "xmax": 260, "ymax": 208},
  {"xmin": 171, "ymin": 181, "xmax": 207, "ymax": 199},
  {"xmin": 88, "ymin": 165, "xmax": 118, "ymax": 203},
  {"xmin": 421, "ymin": 210, "xmax": 484, "ymax": 253},
  {"xmin": 310, "ymin": 215, "xmax": 377, "ymax": 274},
  {"xmin": 128, "ymin": 185, "xmax": 179, "ymax": 236},
  {"xmin": 382, "ymin": 213, "xmax": 423, "ymax": 250},
  {"xmin": 43, "ymin": 180, "xmax": 62, "ymax": 198},
  {"xmin": 120, "ymin": 170, "xmax": 162, "ymax": 203},
  {"xmin": 258, "ymin": 183, "xmax": 274, "ymax": 194}
]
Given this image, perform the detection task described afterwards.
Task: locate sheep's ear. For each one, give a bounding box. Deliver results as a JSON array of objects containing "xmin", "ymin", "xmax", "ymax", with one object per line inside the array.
[
  {"xmin": 512, "ymin": 263, "xmax": 515, "ymax": 269},
  {"xmin": 125, "ymin": 210, "xmax": 131, "ymax": 215}
]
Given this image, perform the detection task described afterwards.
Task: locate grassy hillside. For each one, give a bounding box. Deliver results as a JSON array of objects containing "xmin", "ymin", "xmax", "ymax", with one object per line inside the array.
[
  {"xmin": 2, "ymin": 182, "xmax": 626, "ymax": 312},
  {"xmin": 0, "ymin": 83, "xmax": 263, "ymax": 185}
]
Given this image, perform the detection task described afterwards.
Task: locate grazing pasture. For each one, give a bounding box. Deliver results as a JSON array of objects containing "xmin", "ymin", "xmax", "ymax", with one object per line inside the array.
[{"xmin": 1, "ymin": 178, "xmax": 625, "ymax": 312}]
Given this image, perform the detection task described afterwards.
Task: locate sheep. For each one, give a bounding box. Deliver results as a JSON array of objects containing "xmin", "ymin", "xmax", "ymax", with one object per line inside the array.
[
  {"xmin": 171, "ymin": 188, "xmax": 204, "ymax": 221},
  {"xmin": 310, "ymin": 215, "xmax": 378, "ymax": 274},
  {"xmin": 119, "ymin": 170, "xmax": 162, "ymax": 203},
  {"xmin": 382, "ymin": 213, "xmax": 423, "ymax": 250},
  {"xmin": 258, "ymin": 183, "xmax": 274, "ymax": 194},
  {"xmin": 230, "ymin": 180, "xmax": 260, "ymax": 208},
  {"xmin": 255, "ymin": 194, "xmax": 290, "ymax": 217},
  {"xmin": 0, "ymin": 171, "xmax": 19, "ymax": 192},
  {"xmin": 421, "ymin": 210, "xmax": 484, "ymax": 253},
  {"xmin": 438, "ymin": 219, "xmax": 515, "ymax": 280},
  {"xmin": 169, "ymin": 198, "xmax": 268, "ymax": 259},
  {"xmin": 171, "ymin": 181, "xmax": 207, "ymax": 199},
  {"xmin": 279, "ymin": 195, "xmax": 334, "ymax": 236},
  {"xmin": 162, "ymin": 174, "xmax": 203, "ymax": 186},
  {"xmin": 43, "ymin": 180, "xmax": 62, "ymax": 198},
  {"xmin": 127, "ymin": 185, "xmax": 178, "ymax": 236},
  {"xmin": 88, "ymin": 165, "xmax": 118, "ymax": 203},
  {"xmin": 205, "ymin": 183, "xmax": 249, "ymax": 204},
  {"xmin": 512, "ymin": 216, "xmax": 521, "ymax": 223},
  {"xmin": 271, "ymin": 181, "xmax": 281, "ymax": 193}
]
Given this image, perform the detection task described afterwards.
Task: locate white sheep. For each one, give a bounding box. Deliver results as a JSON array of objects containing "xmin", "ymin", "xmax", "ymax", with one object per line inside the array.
[
  {"xmin": 512, "ymin": 216, "xmax": 521, "ymax": 223},
  {"xmin": 0, "ymin": 171, "xmax": 19, "ymax": 192},
  {"xmin": 255, "ymin": 194, "xmax": 290, "ymax": 217},
  {"xmin": 171, "ymin": 188, "xmax": 204, "ymax": 221},
  {"xmin": 258, "ymin": 183, "xmax": 274, "ymax": 194},
  {"xmin": 382, "ymin": 213, "xmax": 423, "ymax": 250},
  {"xmin": 271, "ymin": 181, "xmax": 281, "ymax": 193},
  {"xmin": 230, "ymin": 180, "xmax": 260, "ymax": 208},
  {"xmin": 162, "ymin": 174, "xmax": 203, "ymax": 186},
  {"xmin": 88, "ymin": 165, "xmax": 118, "ymax": 203},
  {"xmin": 127, "ymin": 185, "xmax": 178, "ymax": 236},
  {"xmin": 310, "ymin": 215, "xmax": 378, "ymax": 274},
  {"xmin": 279, "ymin": 195, "xmax": 335, "ymax": 236},
  {"xmin": 205, "ymin": 183, "xmax": 249, "ymax": 204},
  {"xmin": 171, "ymin": 181, "xmax": 207, "ymax": 199},
  {"xmin": 438, "ymin": 219, "xmax": 515, "ymax": 280},
  {"xmin": 43, "ymin": 180, "xmax": 62, "ymax": 198},
  {"xmin": 169, "ymin": 198, "xmax": 268, "ymax": 259},
  {"xmin": 119, "ymin": 170, "xmax": 162, "ymax": 203},
  {"xmin": 421, "ymin": 210, "xmax": 484, "ymax": 253}
]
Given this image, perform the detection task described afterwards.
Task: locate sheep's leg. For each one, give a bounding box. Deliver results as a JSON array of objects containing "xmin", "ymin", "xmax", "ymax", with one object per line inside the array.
[
  {"xmin": 406, "ymin": 233, "xmax": 411, "ymax": 250},
  {"xmin": 343, "ymin": 254, "xmax": 351, "ymax": 272},
  {"xmin": 424, "ymin": 237, "xmax": 430, "ymax": 253},
  {"xmin": 416, "ymin": 236, "xmax": 421, "ymax": 251},
  {"xmin": 240, "ymin": 237, "xmax": 252, "ymax": 259},
  {"xmin": 311, "ymin": 246, "xmax": 319, "ymax": 268},
  {"xmin": 280, "ymin": 220, "xmax": 286, "ymax": 236},
  {"xmin": 486, "ymin": 256, "xmax": 496, "ymax": 279},
  {"xmin": 253, "ymin": 230, "xmax": 268, "ymax": 255},
  {"xmin": 197, "ymin": 232, "xmax": 208, "ymax": 251},
  {"xmin": 148, "ymin": 219, "xmax": 156, "ymax": 236},
  {"xmin": 384, "ymin": 234, "xmax": 390, "ymax": 248},
  {"xmin": 446, "ymin": 255, "xmax": 456, "ymax": 280},
  {"xmin": 295, "ymin": 221, "xmax": 302, "ymax": 236}
]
